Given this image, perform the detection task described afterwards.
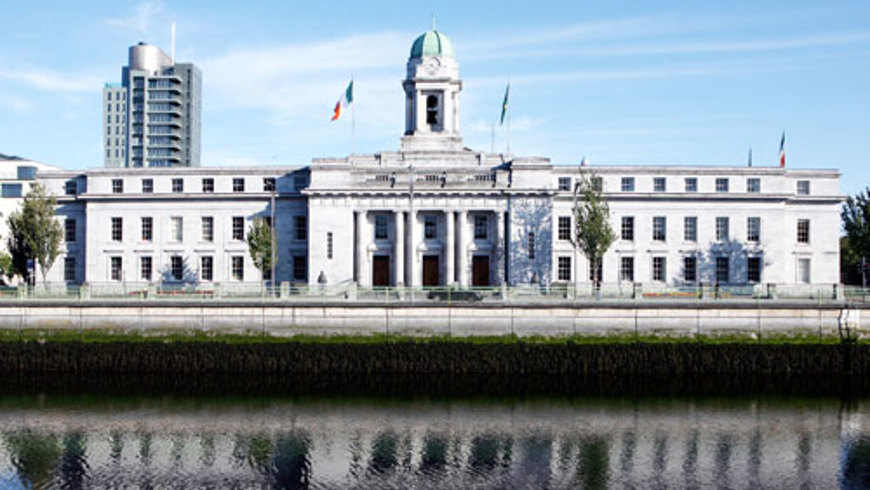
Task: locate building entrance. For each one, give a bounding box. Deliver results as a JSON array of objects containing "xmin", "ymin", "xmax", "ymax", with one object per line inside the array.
[
  {"xmin": 472, "ymin": 255, "xmax": 490, "ymax": 287},
  {"xmin": 423, "ymin": 255, "xmax": 440, "ymax": 287},
  {"xmin": 372, "ymin": 256, "xmax": 390, "ymax": 287}
]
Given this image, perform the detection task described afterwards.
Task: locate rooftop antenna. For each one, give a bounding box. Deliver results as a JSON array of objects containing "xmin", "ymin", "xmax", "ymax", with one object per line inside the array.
[{"xmin": 171, "ymin": 21, "xmax": 176, "ymax": 63}]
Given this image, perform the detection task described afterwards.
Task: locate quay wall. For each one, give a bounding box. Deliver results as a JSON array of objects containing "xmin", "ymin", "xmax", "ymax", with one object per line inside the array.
[{"xmin": 0, "ymin": 300, "xmax": 863, "ymax": 337}]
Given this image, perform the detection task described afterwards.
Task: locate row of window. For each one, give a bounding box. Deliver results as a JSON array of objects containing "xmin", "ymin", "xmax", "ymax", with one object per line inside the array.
[
  {"xmin": 108, "ymin": 216, "xmax": 307, "ymax": 243},
  {"xmin": 557, "ymin": 176, "xmax": 812, "ymax": 195},
  {"xmin": 105, "ymin": 255, "xmax": 308, "ymax": 282},
  {"xmin": 372, "ymin": 215, "xmax": 490, "ymax": 240},
  {"xmin": 554, "ymin": 255, "xmax": 800, "ymax": 284},
  {"xmin": 108, "ymin": 177, "xmax": 286, "ymax": 194},
  {"xmin": 556, "ymin": 216, "xmax": 811, "ymax": 244}
]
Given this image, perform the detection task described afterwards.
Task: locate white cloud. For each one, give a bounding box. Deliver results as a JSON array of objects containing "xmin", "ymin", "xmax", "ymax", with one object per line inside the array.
[
  {"xmin": 0, "ymin": 95, "xmax": 34, "ymax": 114},
  {"xmin": 105, "ymin": 0, "xmax": 164, "ymax": 32},
  {"xmin": 0, "ymin": 68, "xmax": 101, "ymax": 93}
]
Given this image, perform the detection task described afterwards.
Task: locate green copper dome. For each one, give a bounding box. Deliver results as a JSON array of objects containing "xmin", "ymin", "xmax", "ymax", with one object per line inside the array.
[{"xmin": 410, "ymin": 29, "xmax": 455, "ymax": 59}]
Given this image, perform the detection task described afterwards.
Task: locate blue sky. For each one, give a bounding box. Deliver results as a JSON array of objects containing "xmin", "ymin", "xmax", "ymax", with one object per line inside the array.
[{"xmin": 1, "ymin": 1, "xmax": 868, "ymax": 194}]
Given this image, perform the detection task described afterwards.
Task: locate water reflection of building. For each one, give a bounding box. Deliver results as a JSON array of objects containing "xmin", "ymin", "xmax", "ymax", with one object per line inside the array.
[{"xmin": 0, "ymin": 400, "xmax": 855, "ymax": 488}]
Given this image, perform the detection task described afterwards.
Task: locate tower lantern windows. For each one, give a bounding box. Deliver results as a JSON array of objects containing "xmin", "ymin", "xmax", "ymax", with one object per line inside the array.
[{"xmin": 425, "ymin": 93, "xmax": 441, "ymax": 129}]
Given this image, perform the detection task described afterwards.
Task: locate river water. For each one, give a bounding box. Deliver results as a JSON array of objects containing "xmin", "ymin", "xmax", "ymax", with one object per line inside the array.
[{"xmin": 0, "ymin": 375, "xmax": 867, "ymax": 489}]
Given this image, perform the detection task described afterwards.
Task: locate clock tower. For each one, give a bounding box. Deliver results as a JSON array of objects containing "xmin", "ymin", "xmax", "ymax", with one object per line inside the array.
[{"xmin": 401, "ymin": 28, "xmax": 463, "ymax": 151}]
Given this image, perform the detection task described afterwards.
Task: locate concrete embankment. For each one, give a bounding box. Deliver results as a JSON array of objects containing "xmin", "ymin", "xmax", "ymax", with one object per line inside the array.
[
  {"xmin": 0, "ymin": 341, "xmax": 867, "ymax": 375},
  {"xmin": 0, "ymin": 300, "xmax": 863, "ymax": 337}
]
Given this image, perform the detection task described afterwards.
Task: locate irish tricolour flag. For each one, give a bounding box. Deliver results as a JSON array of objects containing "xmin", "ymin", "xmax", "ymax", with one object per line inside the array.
[{"xmin": 331, "ymin": 79, "xmax": 353, "ymax": 121}]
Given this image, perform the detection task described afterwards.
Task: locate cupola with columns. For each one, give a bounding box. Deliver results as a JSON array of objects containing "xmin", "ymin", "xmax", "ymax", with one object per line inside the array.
[{"xmin": 401, "ymin": 24, "xmax": 464, "ymax": 152}]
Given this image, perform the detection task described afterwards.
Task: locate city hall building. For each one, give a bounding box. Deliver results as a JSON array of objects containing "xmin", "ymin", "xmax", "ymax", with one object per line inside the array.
[{"xmin": 38, "ymin": 29, "xmax": 842, "ymax": 289}]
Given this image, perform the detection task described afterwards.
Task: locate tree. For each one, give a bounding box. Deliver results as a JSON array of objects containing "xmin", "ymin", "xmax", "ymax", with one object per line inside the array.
[
  {"xmin": 6, "ymin": 184, "xmax": 62, "ymax": 285},
  {"xmin": 573, "ymin": 174, "xmax": 615, "ymax": 290},
  {"xmin": 842, "ymin": 188, "xmax": 870, "ymax": 285},
  {"xmin": 246, "ymin": 217, "xmax": 275, "ymax": 281}
]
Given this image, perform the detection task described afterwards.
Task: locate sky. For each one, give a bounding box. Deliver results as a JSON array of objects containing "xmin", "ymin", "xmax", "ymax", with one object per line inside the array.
[{"xmin": 1, "ymin": 1, "xmax": 868, "ymax": 194}]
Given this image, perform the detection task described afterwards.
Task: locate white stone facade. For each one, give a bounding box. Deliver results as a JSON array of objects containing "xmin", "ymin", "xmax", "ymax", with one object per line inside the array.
[{"xmin": 35, "ymin": 29, "xmax": 843, "ymax": 288}]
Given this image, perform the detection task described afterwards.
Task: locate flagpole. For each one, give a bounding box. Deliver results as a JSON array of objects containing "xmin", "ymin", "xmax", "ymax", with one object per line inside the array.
[
  {"xmin": 351, "ymin": 75, "xmax": 356, "ymax": 156},
  {"xmin": 506, "ymin": 78, "xmax": 511, "ymax": 154}
]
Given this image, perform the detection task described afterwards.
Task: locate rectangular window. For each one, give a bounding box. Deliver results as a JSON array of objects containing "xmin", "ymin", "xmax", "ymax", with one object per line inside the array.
[
  {"xmin": 202, "ymin": 178, "xmax": 214, "ymax": 193},
  {"xmin": 527, "ymin": 232, "xmax": 535, "ymax": 259},
  {"xmin": 620, "ymin": 256, "xmax": 634, "ymax": 282},
  {"xmin": 201, "ymin": 216, "xmax": 214, "ymax": 242},
  {"xmin": 170, "ymin": 255, "xmax": 183, "ymax": 281},
  {"xmin": 112, "ymin": 179, "xmax": 123, "ymax": 194},
  {"xmin": 171, "ymin": 178, "xmax": 184, "ymax": 193},
  {"xmin": 654, "ymin": 177, "xmax": 666, "ymax": 192},
  {"xmin": 263, "ymin": 177, "xmax": 276, "ymax": 192},
  {"xmin": 684, "ymin": 257, "xmax": 697, "ymax": 282},
  {"xmin": 747, "ymin": 257, "xmax": 761, "ymax": 283},
  {"xmin": 232, "ymin": 217, "xmax": 244, "ymax": 241},
  {"xmin": 797, "ymin": 180, "xmax": 810, "ymax": 195},
  {"xmin": 716, "ymin": 257, "xmax": 729, "ymax": 283},
  {"xmin": 747, "ymin": 217, "xmax": 760, "ymax": 242},
  {"xmin": 141, "ymin": 217, "xmax": 153, "ymax": 242},
  {"xmin": 621, "ymin": 216, "xmax": 634, "ymax": 241},
  {"xmin": 652, "ymin": 257, "xmax": 666, "ymax": 282},
  {"xmin": 716, "ymin": 178, "xmax": 729, "ymax": 193},
  {"xmin": 110, "ymin": 256, "xmax": 122, "ymax": 281},
  {"xmin": 141, "ymin": 178, "xmax": 153, "ymax": 194},
  {"xmin": 1, "ymin": 184, "xmax": 22, "ymax": 198},
  {"xmin": 233, "ymin": 178, "xmax": 245, "ymax": 192},
  {"xmin": 474, "ymin": 215, "xmax": 488, "ymax": 239},
  {"xmin": 65, "ymin": 181, "xmax": 77, "ymax": 196},
  {"xmin": 374, "ymin": 215, "xmax": 388, "ymax": 240},
  {"xmin": 797, "ymin": 219, "xmax": 810, "ymax": 243},
  {"xmin": 293, "ymin": 256, "xmax": 307, "ymax": 281},
  {"xmin": 558, "ymin": 177, "xmax": 571, "ymax": 191},
  {"xmin": 589, "ymin": 260, "xmax": 602, "ymax": 283},
  {"xmin": 798, "ymin": 258, "xmax": 811, "ymax": 283},
  {"xmin": 558, "ymin": 216, "xmax": 571, "ymax": 241},
  {"xmin": 716, "ymin": 217, "xmax": 729, "ymax": 241},
  {"xmin": 140, "ymin": 256, "xmax": 152, "ymax": 281},
  {"xmin": 685, "ymin": 178, "xmax": 697, "ymax": 192},
  {"xmin": 591, "ymin": 177, "xmax": 603, "ymax": 192},
  {"xmin": 64, "ymin": 257, "xmax": 76, "ymax": 282},
  {"xmin": 621, "ymin": 177, "xmax": 635, "ymax": 192},
  {"xmin": 201, "ymin": 256, "xmax": 213, "ymax": 282},
  {"xmin": 684, "ymin": 216, "xmax": 697, "ymax": 242},
  {"xmin": 424, "ymin": 215, "xmax": 437, "ymax": 240},
  {"xmin": 653, "ymin": 216, "xmax": 666, "ymax": 241},
  {"xmin": 557, "ymin": 256, "xmax": 571, "ymax": 281},
  {"xmin": 294, "ymin": 216, "xmax": 308, "ymax": 241},
  {"xmin": 232, "ymin": 256, "xmax": 244, "ymax": 281},
  {"xmin": 64, "ymin": 218, "xmax": 76, "ymax": 243},
  {"xmin": 327, "ymin": 232, "xmax": 333, "ymax": 260},
  {"xmin": 111, "ymin": 217, "xmax": 123, "ymax": 242},
  {"xmin": 746, "ymin": 178, "xmax": 761, "ymax": 193},
  {"xmin": 170, "ymin": 217, "xmax": 183, "ymax": 242}
]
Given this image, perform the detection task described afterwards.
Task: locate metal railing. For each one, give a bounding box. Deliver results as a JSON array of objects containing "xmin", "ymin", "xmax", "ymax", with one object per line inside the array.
[{"xmin": 0, "ymin": 282, "xmax": 858, "ymax": 304}]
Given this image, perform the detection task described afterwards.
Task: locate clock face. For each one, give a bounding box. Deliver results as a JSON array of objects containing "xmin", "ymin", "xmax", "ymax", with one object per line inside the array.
[{"xmin": 424, "ymin": 57, "xmax": 442, "ymax": 75}]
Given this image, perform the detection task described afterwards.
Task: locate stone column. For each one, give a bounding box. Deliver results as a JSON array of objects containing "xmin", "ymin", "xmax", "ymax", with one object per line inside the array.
[
  {"xmin": 407, "ymin": 211, "xmax": 416, "ymax": 287},
  {"xmin": 355, "ymin": 211, "xmax": 366, "ymax": 286},
  {"xmin": 496, "ymin": 211, "xmax": 505, "ymax": 285},
  {"xmin": 445, "ymin": 211, "xmax": 455, "ymax": 286},
  {"xmin": 458, "ymin": 210, "xmax": 468, "ymax": 288},
  {"xmin": 395, "ymin": 211, "xmax": 404, "ymax": 287}
]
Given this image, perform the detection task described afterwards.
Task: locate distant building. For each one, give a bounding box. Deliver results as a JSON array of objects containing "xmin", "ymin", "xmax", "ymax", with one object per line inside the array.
[
  {"xmin": 103, "ymin": 43, "xmax": 201, "ymax": 168},
  {"xmin": 41, "ymin": 29, "xmax": 842, "ymax": 288}
]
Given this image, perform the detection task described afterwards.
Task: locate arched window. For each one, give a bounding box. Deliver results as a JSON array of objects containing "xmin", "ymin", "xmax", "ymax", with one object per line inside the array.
[{"xmin": 426, "ymin": 95, "xmax": 439, "ymax": 126}]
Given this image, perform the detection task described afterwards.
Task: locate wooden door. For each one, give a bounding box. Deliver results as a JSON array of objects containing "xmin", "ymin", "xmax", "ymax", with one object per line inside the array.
[
  {"xmin": 372, "ymin": 256, "xmax": 390, "ymax": 287},
  {"xmin": 472, "ymin": 256, "xmax": 490, "ymax": 287},
  {"xmin": 423, "ymin": 255, "xmax": 440, "ymax": 287}
]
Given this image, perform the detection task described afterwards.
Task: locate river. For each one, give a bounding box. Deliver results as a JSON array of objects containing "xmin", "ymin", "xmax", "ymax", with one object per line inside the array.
[{"xmin": 0, "ymin": 374, "xmax": 867, "ymax": 489}]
